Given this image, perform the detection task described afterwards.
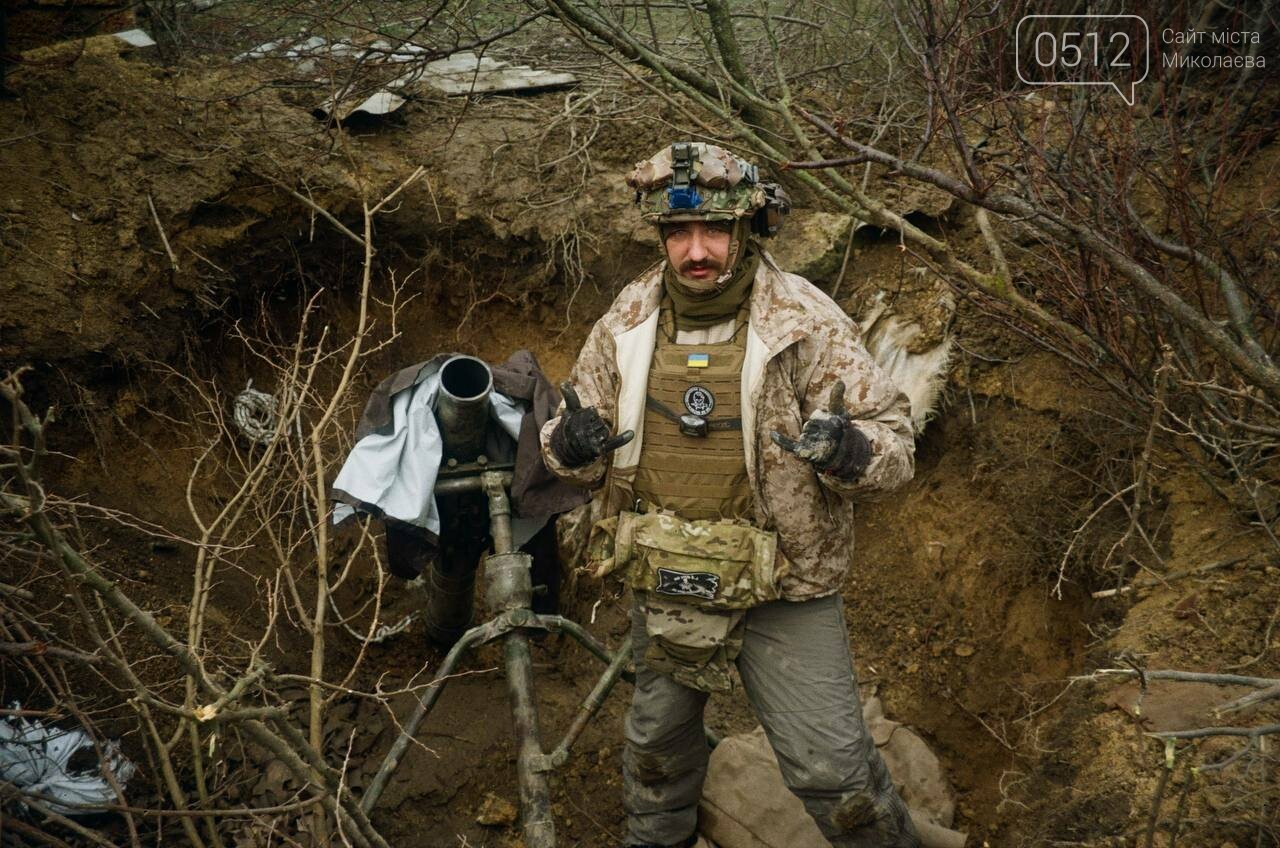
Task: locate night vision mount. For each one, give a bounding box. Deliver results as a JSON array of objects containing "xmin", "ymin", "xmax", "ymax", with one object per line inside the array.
[{"xmin": 667, "ymin": 141, "xmax": 703, "ymax": 210}]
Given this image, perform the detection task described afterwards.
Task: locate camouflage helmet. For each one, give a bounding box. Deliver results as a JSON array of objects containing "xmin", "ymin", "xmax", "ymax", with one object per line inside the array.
[{"xmin": 626, "ymin": 142, "xmax": 789, "ymax": 235}]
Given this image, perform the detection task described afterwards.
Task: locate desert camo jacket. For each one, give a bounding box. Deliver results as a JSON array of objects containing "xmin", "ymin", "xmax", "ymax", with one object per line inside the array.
[{"xmin": 539, "ymin": 252, "xmax": 916, "ymax": 600}]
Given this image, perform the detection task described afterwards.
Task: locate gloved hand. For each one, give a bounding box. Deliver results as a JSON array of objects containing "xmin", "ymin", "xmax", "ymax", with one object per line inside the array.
[
  {"xmin": 770, "ymin": 380, "xmax": 872, "ymax": 480},
  {"xmin": 550, "ymin": 381, "xmax": 635, "ymax": 468}
]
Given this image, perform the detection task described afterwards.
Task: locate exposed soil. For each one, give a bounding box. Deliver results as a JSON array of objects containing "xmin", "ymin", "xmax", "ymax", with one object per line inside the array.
[{"xmin": 2, "ymin": 31, "xmax": 1278, "ymax": 848}]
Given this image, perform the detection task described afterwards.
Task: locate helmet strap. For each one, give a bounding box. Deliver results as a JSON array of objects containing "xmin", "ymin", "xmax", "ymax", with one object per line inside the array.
[{"xmin": 717, "ymin": 219, "xmax": 751, "ymax": 286}]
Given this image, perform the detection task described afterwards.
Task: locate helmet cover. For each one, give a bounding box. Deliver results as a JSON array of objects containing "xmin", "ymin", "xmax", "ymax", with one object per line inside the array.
[{"xmin": 627, "ymin": 142, "xmax": 767, "ymax": 224}]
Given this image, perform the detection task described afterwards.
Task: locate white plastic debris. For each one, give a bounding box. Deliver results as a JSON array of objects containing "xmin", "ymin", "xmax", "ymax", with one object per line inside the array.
[
  {"xmin": 314, "ymin": 88, "xmax": 408, "ymax": 121},
  {"xmin": 0, "ymin": 706, "xmax": 136, "ymax": 816},
  {"xmin": 414, "ymin": 52, "xmax": 578, "ymax": 96},
  {"xmin": 233, "ymin": 39, "xmax": 578, "ymax": 98},
  {"xmin": 113, "ymin": 29, "xmax": 156, "ymax": 48}
]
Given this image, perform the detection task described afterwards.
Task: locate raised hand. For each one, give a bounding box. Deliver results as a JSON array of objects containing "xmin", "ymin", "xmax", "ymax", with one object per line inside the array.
[
  {"xmin": 551, "ymin": 381, "xmax": 635, "ymax": 467},
  {"xmin": 770, "ymin": 380, "xmax": 847, "ymax": 465},
  {"xmin": 770, "ymin": 380, "xmax": 870, "ymax": 479}
]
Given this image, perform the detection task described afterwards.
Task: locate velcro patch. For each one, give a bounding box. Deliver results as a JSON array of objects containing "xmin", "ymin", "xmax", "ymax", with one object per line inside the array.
[{"xmin": 654, "ymin": 568, "xmax": 720, "ymax": 601}]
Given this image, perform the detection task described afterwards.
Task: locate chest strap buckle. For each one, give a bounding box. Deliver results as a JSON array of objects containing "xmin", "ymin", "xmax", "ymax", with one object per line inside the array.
[{"xmin": 679, "ymin": 414, "xmax": 709, "ymax": 438}]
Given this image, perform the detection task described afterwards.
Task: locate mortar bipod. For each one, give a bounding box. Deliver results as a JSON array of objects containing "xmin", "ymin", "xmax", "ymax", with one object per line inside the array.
[{"xmin": 359, "ymin": 469, "xmax": 634, "ymax": 848}]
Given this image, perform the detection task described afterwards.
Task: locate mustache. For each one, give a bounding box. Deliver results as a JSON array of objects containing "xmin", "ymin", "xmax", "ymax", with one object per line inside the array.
[{"xmin": 678, "ymin": 258, "xmax": 724, "ymax": 274}]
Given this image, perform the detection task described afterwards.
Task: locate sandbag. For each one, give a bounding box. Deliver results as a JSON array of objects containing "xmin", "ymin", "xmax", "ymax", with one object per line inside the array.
[
  {"xmin": 863, "ymin": 696, "xmax": 956, "ymax": 829},
  {"xmin": 698, "ymin": 698, "xmax": 967, "ymax": 848}
]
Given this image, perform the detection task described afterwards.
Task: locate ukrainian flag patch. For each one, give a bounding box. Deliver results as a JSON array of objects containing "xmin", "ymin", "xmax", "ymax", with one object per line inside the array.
[{"xmin": 687, "ymin": 353, "xmax": 709, "ymax": 368}]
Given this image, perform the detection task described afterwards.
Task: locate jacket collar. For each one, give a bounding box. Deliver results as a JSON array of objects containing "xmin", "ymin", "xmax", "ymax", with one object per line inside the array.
[{"xmin": 609, "ymin": 252, "xmax": 807, "ymax": 358}]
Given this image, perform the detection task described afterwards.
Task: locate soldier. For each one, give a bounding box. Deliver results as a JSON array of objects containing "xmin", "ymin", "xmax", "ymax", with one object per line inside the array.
[{"xmin": 540, "ymin": 142, "xmax": 921, "ymax": 848}]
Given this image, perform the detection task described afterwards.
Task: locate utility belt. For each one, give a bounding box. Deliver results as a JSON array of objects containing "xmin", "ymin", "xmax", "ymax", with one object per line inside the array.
[
  {"xmin": 588, "ymin": 505, "xmax": 786, "ymax": 609},
  {"xmin": 589, "ymin": 505, "xmax": 788, "ymax": 692}
]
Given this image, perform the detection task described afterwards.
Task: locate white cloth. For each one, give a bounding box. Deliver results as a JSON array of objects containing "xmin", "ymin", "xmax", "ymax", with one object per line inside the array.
[
  {"xmin": 0, "ymin": 707, "xmax": 136, "ymax": 816},
  {"xmin": 332, "ymin": 368, "xmax": 546, "ymax": 548}
]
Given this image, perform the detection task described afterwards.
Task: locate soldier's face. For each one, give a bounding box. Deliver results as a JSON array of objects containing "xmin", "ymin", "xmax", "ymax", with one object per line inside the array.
[{"xmin": 662, "ymin": 220, "xmax": 733, "ymax": 288}]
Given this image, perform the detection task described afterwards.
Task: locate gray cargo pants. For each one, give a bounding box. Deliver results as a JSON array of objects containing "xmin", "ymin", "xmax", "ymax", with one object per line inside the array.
[{"xmin": 623, "ymin": 593, "xmax": 920, "ymax": 848}]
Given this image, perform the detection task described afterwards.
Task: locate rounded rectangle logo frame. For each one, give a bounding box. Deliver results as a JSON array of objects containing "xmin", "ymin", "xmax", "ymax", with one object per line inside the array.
[{"xmin": 1015, "ymin": 14, "xmax": 1151, "ymax": 106}]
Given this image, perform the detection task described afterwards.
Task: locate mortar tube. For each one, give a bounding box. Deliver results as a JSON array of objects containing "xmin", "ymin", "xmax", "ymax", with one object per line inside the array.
[
  {"xmin": 421, "ymin": 562, "xmax": 476, "ymax": 645},
  {"xmin": 435, "ymin": 354, "xmax": 492, "ymax": 463}
]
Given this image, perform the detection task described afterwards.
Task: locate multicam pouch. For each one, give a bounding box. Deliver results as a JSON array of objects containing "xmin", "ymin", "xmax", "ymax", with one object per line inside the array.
[
  {"xmin": 589, "ymin": 510, "xmax": 786, "ymax": 693},
  {"xmin": 587, "ymin": 511, "xmax": 786, "ymax": 610},
  {"xmin": 640, "ymin": 594, "xmax": 744, "ymax": 693}
]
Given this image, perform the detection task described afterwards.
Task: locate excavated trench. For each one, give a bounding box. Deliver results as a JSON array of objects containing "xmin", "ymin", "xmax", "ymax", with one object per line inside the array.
[
  {"xmin": 0, "ymin": 42, "xmax": 1128, "ymax": 842},
  {"xmin": 1, "ymin": 22, "xmax": 1276, "ymax": 841},
  {"xmin": 14, "ymin": 186, "xmax": 1118, "ymax": 846}
]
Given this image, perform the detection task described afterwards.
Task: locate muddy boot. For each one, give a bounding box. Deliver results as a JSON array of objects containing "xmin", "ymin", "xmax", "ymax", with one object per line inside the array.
[{"xmin": 827, "ymin": 788, "xmax": 921, "ymax": 848}]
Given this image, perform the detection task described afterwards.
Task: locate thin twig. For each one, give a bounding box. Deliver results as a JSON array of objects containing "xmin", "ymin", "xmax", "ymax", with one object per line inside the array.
[
  {"xmin": 1150, "ymin": 723, "xmax": 1280, "ymax": 740},
  {"xmin": 146, "ymin": 193, "xmax": 180, "ymax": 273},
  {"xmin": 1082, "ymin": 669, "xmax": 1279, "ymax": 688},
  {"xmin": 0, "ymin": 581, "xmax": 35, "ymax": 600},
  {"xmin": 0, "ymin": 641, "xmax": 101, "ymax": 664},
  {"xmin": 1214, "ymin": 683, "xmax": 1280, "ymax": 717},
  {"xmin": 1091, "ymin": 555, "xmax": 1251, "ymax": 599},
  {"xmin": 266, "ymin": 178, "xmax": 366, "ymax": 249}
]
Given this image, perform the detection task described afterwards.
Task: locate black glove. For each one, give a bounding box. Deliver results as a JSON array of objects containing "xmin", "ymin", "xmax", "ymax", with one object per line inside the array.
[
  {"xmin": 769, "ymin": 380, "xmax": 872, "ymax": 480},
  {"xmin": 549, "ymin": 381, "xmax": 634, "ymax": 468}
]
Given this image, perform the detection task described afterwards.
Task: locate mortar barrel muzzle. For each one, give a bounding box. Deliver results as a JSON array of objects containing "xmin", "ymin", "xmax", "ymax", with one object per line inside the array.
[{"xmin": 435, "ymin": 354, "xmax": 492, "ymax": 463}]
